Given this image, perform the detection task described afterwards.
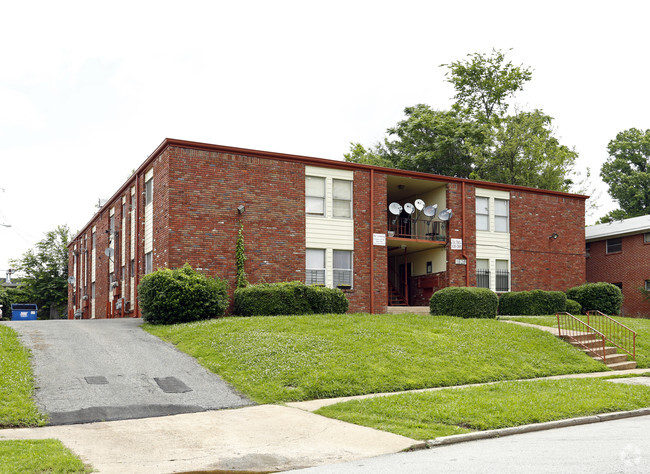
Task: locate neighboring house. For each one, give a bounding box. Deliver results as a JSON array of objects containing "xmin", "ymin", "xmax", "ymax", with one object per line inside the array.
[
  {"xmin": 585, "ymin": 215, "xmax": 650, "ymax": 317},
  {"xmin": 67, "ymin": 138, "xmax": 587, "ymax": 318}
]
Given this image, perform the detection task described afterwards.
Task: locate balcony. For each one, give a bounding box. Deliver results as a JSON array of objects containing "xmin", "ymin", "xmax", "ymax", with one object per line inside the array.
[{"xmin": 387, "ymin": 215, "xmax": 447, "ymax": 243}]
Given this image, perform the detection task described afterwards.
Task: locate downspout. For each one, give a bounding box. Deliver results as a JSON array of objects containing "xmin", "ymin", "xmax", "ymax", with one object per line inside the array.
[
  {"xmin": 134, "ymin": 175, "xmax": 141, "ymax": 318},
  {"xmin": 370, "ymin": 169, "xmax": 375, "ymax": 314},
  {"xmin": 462, "ymin": 181, "xmax": 469, "ymax": 285}
]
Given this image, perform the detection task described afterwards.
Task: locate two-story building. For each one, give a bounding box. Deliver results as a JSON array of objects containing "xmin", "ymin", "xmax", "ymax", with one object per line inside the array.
[
  {"xmin": 67, "ymin": 138, "xmax": 588, "ymax": 318},
  {"xmin": 586, "ymin": 215, "xmax": 650, "ymax": 317}
]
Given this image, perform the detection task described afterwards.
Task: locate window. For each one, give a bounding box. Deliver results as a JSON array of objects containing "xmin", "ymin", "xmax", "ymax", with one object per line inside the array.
[
  {"xmin": 332, "ymin": 179, "xmax": 352, "ymax": 218},
  {"xmin": 306, "ymin": 176, "xmax": 325, "ymax": 215},
  {"xmin": 494, "ymin": 199, "xmax": 509, "ymax": 233},
  {"xmin": 306, "ymin": 249, "xmax": 325, "ymax": 285},
  {"xmin": 645, "ymin": 233, "xmax": 650, "ymax": 244},
  {"xmin": 145, "ymin": 177, "xmax": 153, "ymax": 206},
  {"xmin": 145, "ymin": 251, "xmax": 153, "ymax": 274},
  {"xmin": 585, "ymin": 243, "xmax": 591, "ymax": 258},
  {"xmin": 333, "ymin": 250, "xmax": 353, "ymax": 288},
  {"xmin": 496, "ymin": 260, "xmax": 510, "ymax": 292},
  {"xmin": 476, "ymin": 197, "xmax": 489, "ymax": 231},
  {"xmin": 92, "ymin": 231, "xmax": 96, "ymax": 249},
  {"xmin": 476, "ymin": 259, "xmax": 490, "ymax": 288},
  {"xmin": 130, "ymin": 259, "xmax": 135, "ymax": 277},
  {"xmin": 645, "ymin": 280, "xmax": 650, "ymax": 291},
  {"xmin": 91, "ymin": 282, "xmax": 95, "ymax": 299},
  {"xmin": 606, "ymin": 238, "xmax": 622, "ymax": 254}
]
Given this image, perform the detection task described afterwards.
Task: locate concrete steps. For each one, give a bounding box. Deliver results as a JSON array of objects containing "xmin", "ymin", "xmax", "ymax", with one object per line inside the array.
[
  {"xmin": 561, "ymin": 336, "xmax": 637, "ymax": 370},
  {"xmin": 386, "ymin": 306, "xmax": 430, "ymax": 315}
]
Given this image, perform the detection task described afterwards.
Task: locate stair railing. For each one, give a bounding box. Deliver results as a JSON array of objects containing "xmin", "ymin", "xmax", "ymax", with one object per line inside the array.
[
  {"xmin": 556, "ymin": 312, "xmax": 608, "ymax": 363},
  {"xmin": 586, "ymin": 310, "xmax": 636, "ymax": 360}
]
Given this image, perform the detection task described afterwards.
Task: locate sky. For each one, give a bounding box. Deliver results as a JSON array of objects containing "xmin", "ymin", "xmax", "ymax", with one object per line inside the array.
[{"xmin": 1, "ymin": 0, "xmax": 649, "ymax": 277}]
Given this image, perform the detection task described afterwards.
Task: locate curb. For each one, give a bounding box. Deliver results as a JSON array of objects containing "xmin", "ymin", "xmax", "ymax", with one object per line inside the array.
[{"xmin": 425, "ymin": 408, "xmax": 650, "ymax": 448}]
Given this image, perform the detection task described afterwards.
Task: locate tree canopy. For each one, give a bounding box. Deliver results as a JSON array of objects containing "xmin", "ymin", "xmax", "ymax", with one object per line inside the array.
[
  {"xmin": 599, "ymin": 128, "xmax": 650, "ymax": 223},
  {"xmin": 345, "ymin": 49, "xmax": 577, "ymax": 193},
  {"xmin": 10, "ymin": 225, "xmax": 70, "ymax": 319}
]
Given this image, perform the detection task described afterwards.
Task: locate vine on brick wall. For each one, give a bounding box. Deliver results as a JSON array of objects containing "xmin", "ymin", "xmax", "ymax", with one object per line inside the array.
[{"xmin": 236, "ymin": 221, "xmax": 248, "ymax": 288}]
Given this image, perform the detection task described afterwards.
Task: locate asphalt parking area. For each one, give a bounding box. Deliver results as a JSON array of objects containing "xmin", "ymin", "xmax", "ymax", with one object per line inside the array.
[{"xmin": 3, "ymin": 319, "xmax": 253, "ymax": 425}]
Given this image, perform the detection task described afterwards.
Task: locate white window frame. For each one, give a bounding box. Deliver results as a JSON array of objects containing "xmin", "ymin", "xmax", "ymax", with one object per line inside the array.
[
  {"xmin": 306, "ymin": 248, "xmax": 326, "ymax": 285},
  {"xmin": 333, "ymin": 250, "xmax": 353, "ymax": 288},
  {"xmin": 494, "ymin": 199, "xmax": 509, "ymax": 233},
  {"xmin": 332, "ymin": 179, "xmax": 352, "ymax": 219},
  {"xmin": 476, "ymin": 197, "xmax": 489, "ymax": 231},
  {"xmin": 476, "ymin": 259, "xmax": 490, "ymax": 288},
  {"xmin": 306, "ymin": 176, "xmax": 326, "ymax": 216},
  {"xmin": 145, "ymin": 251, "xmax": 153, "ymax": 274},
  {"xmin": 644, "ymin": 232, "xmax": 650, "ymax": 244},
  {"xmin": 495, "ymin": 259, "xmax": 510, "ymax": 292},
  {"xmin": 145, "ymin": 177, "xmax": 153, "ymax": 206},
  {"xmin": 606, "ymin": 238, "xmax": 622, "ymax": 254},
  {"xmin": 645, "ymin": 280, "xmax": 650, "ymax": 291}
]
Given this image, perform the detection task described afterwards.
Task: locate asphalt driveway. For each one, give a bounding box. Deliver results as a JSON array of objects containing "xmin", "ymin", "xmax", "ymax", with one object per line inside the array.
[{"xmin": 3, "ymin": 319, "xmax": 253, "ymax": 425}]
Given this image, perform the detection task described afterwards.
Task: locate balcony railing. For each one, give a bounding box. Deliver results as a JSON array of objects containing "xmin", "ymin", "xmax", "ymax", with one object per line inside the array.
[{"xmin": 387, "ymin": 215, "xmax": 447, "ymax": 242}]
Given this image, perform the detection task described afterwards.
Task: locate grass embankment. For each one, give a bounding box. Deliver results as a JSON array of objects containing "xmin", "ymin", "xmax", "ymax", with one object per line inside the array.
[
  {"xmin": 0, "ymin": 325, "xmax": 47, "ymax": 428},
  {"xmin": 502, "ymin": 315, "xmax": 650, "ymax": 368},
  {"xmin": 145, "ymin": 313, "xmax": 606, "ymax": 404},
  {"xmin": 315, "ymin": 377, "xmax": 650, "ymax": 440},
  {"xmin": 0, "ymin": 439, "xmax": 91, "ymax": 473}
]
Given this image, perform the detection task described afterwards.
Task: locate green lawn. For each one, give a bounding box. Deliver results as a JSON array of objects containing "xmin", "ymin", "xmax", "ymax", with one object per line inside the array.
[
  {"xmin": 501, "ymin": 315, "xmax": 650, "ymax": 368},
  {"xmin": 0, "ymin": 325, "xmax": 47, "ymax": 428},
  {"xmin": 0, "ymin": 439, "xmax": 90, "ymax": 473},
  {"xmin": 145, "ymin": 313, "xmax": 606, "ymax": 404},
  {"xmin": 315, "ymin": 377, "xmax": 650, "ymax": 440}
]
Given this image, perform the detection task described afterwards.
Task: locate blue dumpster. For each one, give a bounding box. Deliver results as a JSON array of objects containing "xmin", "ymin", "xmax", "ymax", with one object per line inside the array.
[{"xmin": 11, "ymin": 304, "xmax": 38, "ymax": 321}]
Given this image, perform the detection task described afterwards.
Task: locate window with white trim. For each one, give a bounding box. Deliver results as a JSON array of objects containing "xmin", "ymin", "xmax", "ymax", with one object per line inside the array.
[
  {"xmin": 145, "ymin": 177, "xmax": 153, "ymax": 206},
  {"xmin": 145, "ymin": 251, "xmax": 153, "ymax": 274},
  {"xmin": 306, "ymin": 249, "xmax": 326, "ymax": 285},
  {"xmin": 476, "ymin": 259, "xmax": 489, "ymax": 288},
  {"xmin": 333, "ymin": 250, "xmax": 353, "ymax": 288},
  {"xmin": 332, "ymin": 179, "xmax": 352, "ymax": 218},
  {"xmin": 495, "ymin": 260, "xmax": 510, "ymax": 292},
  {"xmin": 306, "ymin": 176, "xmax": 325, "ymax": 215},
  {"xmin": 645, "ymin": 280, "xmax": 650, "ymax": 291},
  {"xmin": 495, "ymin": 199, "xmax": 509, "ymax": 233},
  {"xmin": 476, "ymin": 197, "xmax": 489, "ymax": 231},
  {"xmin": 606, "ymin": 238, "xmax": 622, "ymax": 254},
  {"xmin": 645, "ymin": 232, "xmax": 650, "ymax": 244}
]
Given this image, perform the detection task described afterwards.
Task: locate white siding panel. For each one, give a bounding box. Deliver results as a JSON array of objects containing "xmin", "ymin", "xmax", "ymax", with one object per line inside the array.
[
  {"xmin": 306, "ymin": 217, "xmax": 354, "ymax": 249},
  {"xmin": 305, "ymin": 166, "xmax": 353, "ymax": 181},
  {"xmin": 144, "ymin": 202, "xmax": 153, "ymax": 253}
]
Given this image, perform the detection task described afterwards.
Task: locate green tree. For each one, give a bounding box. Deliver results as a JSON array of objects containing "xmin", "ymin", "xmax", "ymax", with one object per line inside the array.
[
  {"xmin": 442, "ymin": 49, "xmax": 532, "ymax": 121},
  {"xmin": 345, "ymin": 105, "xmax": 484, "ymax": 178},
  {"xmin": 599, "ymin": 128, "xmax": 650, "ymax": 223},
  {"xmin": 471, "ymin": 109, "xmax": 578, "ymax": 191},
  {"xmin": 10, "ymin": 225, "xmax": 70, "ymax": 319}
]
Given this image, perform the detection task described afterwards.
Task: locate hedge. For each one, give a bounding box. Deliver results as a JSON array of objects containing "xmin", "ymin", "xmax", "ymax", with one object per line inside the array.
[
  {"xmin": 565, "ymin": 299, "xmax": 582, "ymax": 314},
  {"xmin": 429, "ymin": 287, "xmax": 498, "ymax": 319},
  {"xmin": 566, "ymin": 282, "xmax": 623, "ymax": 315},
  {"xmin": 233, "ymin": 281, "xmax": 348, "ymax": 316},
  {"xmin": 138, "ymin": 263, "xmax": 229, "ymax": 324},
  {"xmin": 498, "ymin": 290, "xmax": 567, "ymax": 316}
]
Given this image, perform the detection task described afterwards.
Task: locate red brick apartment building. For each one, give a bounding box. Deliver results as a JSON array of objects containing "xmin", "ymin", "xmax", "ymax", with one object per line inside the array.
[
  {"xmin": 67, "ymin": 138, "xmax": 587, "ymax": 318},
  {"xmin": 586, "ymin": 215, "xmax": 650, "ymax": 317}
]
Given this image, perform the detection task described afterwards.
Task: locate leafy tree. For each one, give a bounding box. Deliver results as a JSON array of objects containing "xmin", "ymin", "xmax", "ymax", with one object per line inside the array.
[
  {"xmin": 9, "ymin": 225, "xmax": 70, "ymax": 319},
  {"xmin": 442, "ymin": 49, "xmax": 532, "ymax": 121},
  {"xmin": 599, "ymin": 128, "xmax": 650, "ymax": 223},
  {"xmin": 345, "ymin": 105, "xmax": 484, "ymax": 178},
  {"xmin": 471, "ymin": 109, "xmax": 578, "ymax": 191}
]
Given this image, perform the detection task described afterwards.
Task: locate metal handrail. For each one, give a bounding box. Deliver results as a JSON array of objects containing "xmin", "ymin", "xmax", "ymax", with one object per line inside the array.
[
  {"xmin": 586, "ymin": 310, "xmax": 636, "ymax": 360},
  {"xmin": 556, "ymin": 312, "xmax": 608, "ymax": 363}
]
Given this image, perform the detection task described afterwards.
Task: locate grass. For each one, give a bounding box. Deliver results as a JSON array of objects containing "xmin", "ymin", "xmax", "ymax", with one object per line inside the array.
[
  {"xmin": 501, "ymin": 315, "xmax": 650, "ymax": 368},
  {"xmin": 144, "ymin": 313, "xmax": 606, "ymax": 404},
  {"xmin": 0, "ymin": 439, "xmax": 91, "ymax": 473},
  {"xmin": 0, "ymin": 325, "xmax": 47, "ymax": 428},
  {"xmin": 315, "ymin": 378, "xmax": 650, "ymax": 440}
]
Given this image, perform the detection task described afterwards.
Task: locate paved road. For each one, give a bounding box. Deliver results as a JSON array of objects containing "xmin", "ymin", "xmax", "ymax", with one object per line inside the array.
[
  {"xmin": 2, "ymin": 319, "xmax": 253, "ymax": 424},
  {"xmin": 292, "ymin": 414, "xmax": 650, "ymax": 473}
]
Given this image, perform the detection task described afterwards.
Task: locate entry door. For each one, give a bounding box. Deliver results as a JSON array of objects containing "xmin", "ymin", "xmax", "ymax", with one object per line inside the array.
[{"xmin": 398, "ymin": 262, "xmax": 413, "ymax": 305}]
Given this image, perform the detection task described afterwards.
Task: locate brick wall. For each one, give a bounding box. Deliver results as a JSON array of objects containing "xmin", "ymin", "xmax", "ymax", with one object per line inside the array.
[
  {"xmin": 509, "ymin": 191, "xmax": 586, "ymax": 292},
  {"xmin": 587, "ymin": 234, "xmax": 650, "ymax": 317}
]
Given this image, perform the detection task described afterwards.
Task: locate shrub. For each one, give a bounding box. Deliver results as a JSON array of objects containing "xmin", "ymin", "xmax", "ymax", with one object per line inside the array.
[
  {"xmin": 429, "ymin": 287, "xmax": 498, "ymax": 319},
  {"xmin": 233, "ymin": 281, "xmax": 348, "ymax": 316},
  {"xmin": 566, "ymin": 282, "xmax": 623, "ymax": 315},
  {"xmin": 498, "ymin": 290, "xmax": 567, "ymax": 316},
  {"xmin": 138, "ymin": 263, "xmax": 228, "ymax": 324},
  {"xmin": 0, "ymin": 287, "xmax": 10, "ymax": 321},
  {"xmin": 565, "ymin": 299, "xmax": 582, "ymax": 314}
]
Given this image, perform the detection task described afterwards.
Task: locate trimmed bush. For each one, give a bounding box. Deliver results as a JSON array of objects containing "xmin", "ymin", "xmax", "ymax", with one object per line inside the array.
[
  {"xmin": 565, "ymin": 299, "xmax": 582, "ymax": 314},
  {"xmin": 429, "ymin": 287, "xmax": 498, "ymax": 319},
  {"xmin": 233, "ymin": 281, "xmax": 348, "ymax": 316},
  {"xmin": 138, "ymin": 263, "xmax": 228, "ymax": 325},
  {"xmin": 498, "ymin": 290, "xmax": 567, "ymax": 316},
  {"xmin": 566, "ymin": 282, "xmax": 623, "ymax": 315}
]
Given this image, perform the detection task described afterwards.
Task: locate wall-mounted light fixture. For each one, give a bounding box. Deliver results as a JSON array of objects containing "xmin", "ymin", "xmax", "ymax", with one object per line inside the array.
[
  {"xmin": 549, "ymin": 232, "xmax": 559, "ymax": 240},
  {"xmin": 237, "ymin": 205, "xmax": 246, "ymax": 214}
]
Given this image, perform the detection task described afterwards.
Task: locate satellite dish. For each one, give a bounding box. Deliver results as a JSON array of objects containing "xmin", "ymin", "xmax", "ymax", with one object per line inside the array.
[
  {"xmin": 67, "ymin": 276, "xmax": 75, "ymax": 284},
  {"xmin": 423, "ymin": 204, "xmax": 438, "ymax": 218},
  {"xmin": 438, "ymin": 209, "xmax": 453, "ymax": 221},
  {"xmin": 104, "ymin": 248, "xmax": 114, "ymax": 257},
  {"xmin": 414, "ymin": 199, "xmax": 425, "ymax": 211},
  {"xmin": 388, "ymin": 202, "xmax": 403, "ymax": 215},
  {"xmin": 404, "ymin": 203, "xmax": 415, "ymax": 215}
]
